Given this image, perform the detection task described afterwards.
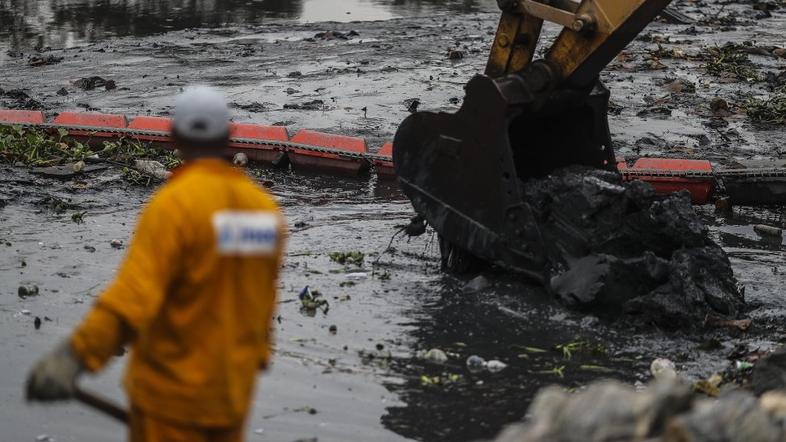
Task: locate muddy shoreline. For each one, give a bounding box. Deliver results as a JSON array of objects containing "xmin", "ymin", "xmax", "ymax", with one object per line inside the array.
[{"xmin": 2, "ymin": 1, "xmax": 786, "ymax": 441}]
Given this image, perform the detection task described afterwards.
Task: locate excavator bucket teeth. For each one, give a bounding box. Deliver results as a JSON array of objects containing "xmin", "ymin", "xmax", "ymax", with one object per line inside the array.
[{"xmin": 393, "ymin": 76, "xmax": 616, "ymax": 278}]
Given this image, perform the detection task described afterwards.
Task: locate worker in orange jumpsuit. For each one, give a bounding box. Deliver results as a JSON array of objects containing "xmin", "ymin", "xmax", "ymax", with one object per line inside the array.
[{"xmin": 26, "ymin": 86, "xmax": 285, "ymax": 442}]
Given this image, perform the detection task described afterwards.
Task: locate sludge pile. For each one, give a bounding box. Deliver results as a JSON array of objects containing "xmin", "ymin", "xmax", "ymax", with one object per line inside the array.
[
  {"xmin": 495, "ymin": 379, "xmax": 786, "ymax": 442},
  {"xmin": 522, "ymin": 167, "xmax": 744, "ymax": 329}
]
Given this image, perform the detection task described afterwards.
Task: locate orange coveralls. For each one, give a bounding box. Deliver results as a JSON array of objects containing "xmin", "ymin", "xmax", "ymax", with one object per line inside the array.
[{"xmin": 70, "ymin": 158, "xmax": 285, "ymax": 441}]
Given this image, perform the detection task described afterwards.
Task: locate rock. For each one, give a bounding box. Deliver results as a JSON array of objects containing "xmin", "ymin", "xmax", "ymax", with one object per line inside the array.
[
  {"xmin": 56, "ymin": 87, "xmax": 69, "ymax": 96},
  {"xmin": 72, "ymin": 160, "xmax": 85, "ymax": 173},
  {"xmin": 751, "ymin": 347, "xmax": 786, "ymax": 395},
  {"xmin": 463, "ymin": 275, "xmax": 491, "ymax": 293},
  {"xmin": 134, "ymin": 159, "xmax": 171, "ymax": 181},
  {"xmin": 494, "ymin": 379, "xmax": 693, "ymax": 442},
  {"xmin": 664, "ymin": 390, "xmax": 784, "ymax": 442},
  {"xmin": 18, "ymin": 285, "xmax": 39, "ymax": 299},
  {"xmin": 233, "ymin": 152, "xmax": 249, "ymax": 167},
  {"xmin": 759, "ymin": 391, "xmax": 786, "ymax": 419}
]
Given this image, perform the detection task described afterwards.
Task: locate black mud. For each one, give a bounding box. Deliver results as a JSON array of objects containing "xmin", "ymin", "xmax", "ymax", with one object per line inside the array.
[{"xmin": 527, "ymin": 167, "xmax": 744, "ymax": 329}]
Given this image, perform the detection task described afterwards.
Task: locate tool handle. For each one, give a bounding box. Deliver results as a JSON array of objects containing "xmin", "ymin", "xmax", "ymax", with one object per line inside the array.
[{"xmin": 74, "ymin": 387, "xmax": 129, "ymax": 424}]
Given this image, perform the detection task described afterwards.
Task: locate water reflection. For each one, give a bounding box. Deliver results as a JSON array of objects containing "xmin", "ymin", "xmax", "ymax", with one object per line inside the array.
[{"xmin": 0, "ymin": 0, "xmax": 495, "ymax": 51}]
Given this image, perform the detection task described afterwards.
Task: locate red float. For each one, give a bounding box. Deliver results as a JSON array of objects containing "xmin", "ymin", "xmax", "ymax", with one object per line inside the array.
[
  {"xmin": 288, "ymin": 130, "xmax": 369, "ymax": 175},
  {"xmin": 374, "ymin": 142, "xmax": 396, "ymax": 178},
  {"xmin": 53, "ymin": 112, "xmax": 127, "ymax": 140},
  {"xmin": 626, "ymin": 158, "xmax": 714, "ymax": 204},
  {"xmin": 0, "ymin": 110, "xmax": 45, "ymax": 125},
  {"xmin": 228, "ymin": 123, "xmax": 289, "ymax": 163}
]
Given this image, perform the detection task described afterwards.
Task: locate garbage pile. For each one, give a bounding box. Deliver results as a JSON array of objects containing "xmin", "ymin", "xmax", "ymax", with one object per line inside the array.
[
  {"xmin": 494, "ymin": 378, "xmax": 786, "ymax": 442},
  {"xmin": 522, "ymin": 166, "xmax": 745, "ymax": 329}
]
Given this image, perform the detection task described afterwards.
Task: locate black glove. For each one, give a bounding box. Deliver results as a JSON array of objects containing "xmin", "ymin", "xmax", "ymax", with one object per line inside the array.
[{"xmin": 26, "ymin": 341, "xmax": 84, "ymax": 401}]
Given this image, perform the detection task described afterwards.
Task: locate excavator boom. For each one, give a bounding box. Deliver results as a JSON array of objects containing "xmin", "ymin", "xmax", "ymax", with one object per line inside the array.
[{"xmin": 393, "ymin": 0, "xmax": 673, "ymax": 278}]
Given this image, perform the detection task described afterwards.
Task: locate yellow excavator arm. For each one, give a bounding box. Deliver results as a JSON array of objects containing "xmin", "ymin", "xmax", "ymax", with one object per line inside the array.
[
  {"xmin": 487, "ymin": 0, "xmax": 673, "ymax": 86},
  {"xmin": 393, "ymin": 0, "xmax": 673, "ymax": 276}
]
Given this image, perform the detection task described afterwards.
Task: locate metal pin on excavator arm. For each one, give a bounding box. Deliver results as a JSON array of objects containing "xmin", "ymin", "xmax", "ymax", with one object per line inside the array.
[{"xmin": 393, "ymin": 0, "xmax": 672, "ymax": 279}]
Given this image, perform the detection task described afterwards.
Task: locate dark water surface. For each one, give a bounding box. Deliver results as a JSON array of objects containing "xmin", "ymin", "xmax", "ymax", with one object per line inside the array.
[{"xmin": 0, "ymin": 0, "xmax": 497, "ymax": 51}]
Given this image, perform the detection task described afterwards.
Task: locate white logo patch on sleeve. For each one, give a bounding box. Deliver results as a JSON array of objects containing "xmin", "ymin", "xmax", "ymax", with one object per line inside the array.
[{"xmin": 212, "ymin": 211, "xmax": 278, "ymax": 256}]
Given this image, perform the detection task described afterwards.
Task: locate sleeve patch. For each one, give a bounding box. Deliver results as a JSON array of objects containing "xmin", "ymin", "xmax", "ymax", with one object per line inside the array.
[{"xmin": 212, "ymin": 211, "xmax": 278, "ymax": 256}]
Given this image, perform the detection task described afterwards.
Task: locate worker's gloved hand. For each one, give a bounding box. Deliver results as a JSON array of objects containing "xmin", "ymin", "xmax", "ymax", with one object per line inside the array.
[{"xmin": 26, "ymin": 341, "xmax": 84, "ymax": 401}]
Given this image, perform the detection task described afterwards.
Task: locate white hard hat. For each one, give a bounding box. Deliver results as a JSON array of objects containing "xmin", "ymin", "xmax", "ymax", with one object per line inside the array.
[{"xmin": 172, "ymin": 86, "xmax": 230, "ymax": 143}]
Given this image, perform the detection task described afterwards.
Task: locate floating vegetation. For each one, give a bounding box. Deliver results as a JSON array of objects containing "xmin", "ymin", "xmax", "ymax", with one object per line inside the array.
[
  {"xmin": 702, "ymin": 44, "xmax": 761, "ymax": 81},
  {"xmin": 329, "ymin": 251, "xmax": 365, "ymax": 267},
  {"xmin": 0, "ymin": 125, "xmax": 181, "ymax": 185},
  {"xmin": 747, "ymin": 91, "xmax": 786, "ymax": 126}
]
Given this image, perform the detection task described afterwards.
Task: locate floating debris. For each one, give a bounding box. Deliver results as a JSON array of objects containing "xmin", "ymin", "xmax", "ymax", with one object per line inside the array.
[
  {"xmin": 18, "ymin": 285, "xmax": 39, "ymax": 299},
  {"xmin": 447, "ymin": 48, "xmax": 465, "ymax": 60},
  {"xmin": 329, "ymin": 251, "xmax": 365, "ymax": 266},
  {"xmin": 299, "ymin": 286, "xmax": 329, "ymax": 315},
  {"xmin": 345, "ymin": 272, "xmax": 368, "ymax": 281},
  {"xmin": 486, "ymin": 360, "xmax": 507, "ymax": 373},
  {"xmin": 463, "ymin": 275, "xmax": 490, "ymax": 294},
  {"xmin": 650, "ymin": 358, "xmax": 678, "ymax": 380},
  {"xmin": 417, "ymin": 348, "xmax": 448, "ymax": 364},
  {"xmin": 28, "ymin": 55, "xmax": 63, "ymax": 67},
  {"xmin": 74, "ymin": 76, "xmax": 116, "ymax": 91},
  {"xmin": 134, "ymin": 159, "xmax": 171, "ymax": 181},
  {"xmin": 754, "ymin": 224, "xmax": 783, "ymax": 238},
  {"xmin": 465, "ymin": 355, "xmax": 488, "ymax": 373},
  {"xmin": 233, "ymin": 152, "xmax": 248, "ymax": 167}
]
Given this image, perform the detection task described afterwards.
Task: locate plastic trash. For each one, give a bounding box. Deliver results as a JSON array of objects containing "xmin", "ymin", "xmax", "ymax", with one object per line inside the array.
[{"xmin": 466, "ymin": 355, "xmax": 486, "ymax": 373}]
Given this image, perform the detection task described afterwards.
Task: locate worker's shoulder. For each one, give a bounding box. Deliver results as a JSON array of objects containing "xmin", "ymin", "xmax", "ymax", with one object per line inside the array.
[{"xmin": 153, "ymin": 166, "xmax": 279, "ymax": 210}]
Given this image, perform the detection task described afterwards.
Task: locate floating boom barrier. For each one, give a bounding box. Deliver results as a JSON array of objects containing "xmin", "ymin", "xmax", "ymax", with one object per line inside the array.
[{"xmin": 1, "ymin": 109, "xmax": 784, "ymax": 205}]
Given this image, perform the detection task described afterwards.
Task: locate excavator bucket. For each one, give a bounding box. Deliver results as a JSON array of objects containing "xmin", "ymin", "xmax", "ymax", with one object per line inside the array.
[
  {"xmin": 393, "ymin": 0, "xmax": 672, "ymax": 278},
  {"xmin": 394, "ymin": 77, "xmax": 614, "ymax": 279}
]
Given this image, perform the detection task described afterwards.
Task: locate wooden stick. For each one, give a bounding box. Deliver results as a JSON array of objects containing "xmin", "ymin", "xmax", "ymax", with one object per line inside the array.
[{"xmin": 74, "ymin": 387, "xmax": 129, "ymax": 424}]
